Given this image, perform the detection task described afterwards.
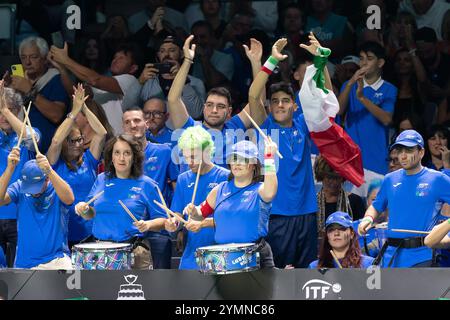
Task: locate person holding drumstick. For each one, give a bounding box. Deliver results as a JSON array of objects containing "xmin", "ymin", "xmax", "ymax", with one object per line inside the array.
[
  {"xmin": 165, "ymin": 126, "xmax": 229, "ymax": 270},
  {"xmin": 74, "ymin": 134, "xmax": 167, "ymax": 270},
  {"xmin": 309, "ymin": 211, "xmax": 374, "ymax": 269},
  {"xmin": 358, "ymin": 130, "xmax": 450, "ymax": 267},
  {"xmin": 425, "ymin": 218, "xmax": 450, "ymax": 249},
  {"xmin": 186, "ymin": 138, "xmax": 279, "ymax": 268},
  {"xmin": 0, "ymin": 149, "xmax": 75, "ymax": 269},
  {"xmin": 47, "ymin": 84, "xmax": 107, "ymax": 248}
]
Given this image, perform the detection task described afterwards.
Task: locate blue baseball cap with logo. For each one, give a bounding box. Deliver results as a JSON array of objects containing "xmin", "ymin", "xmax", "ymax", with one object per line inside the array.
[
  {"xmin": 226, "ymin": 140, "xmax": 259, "ymax": 162},
  {"xmin": 325, "ymin": 211, "xmax": 353, "ymax": 229},
  {"xmin": 20, "ymin": 160, "xmax": 47, "ymax": 194},
  {"xmin": 390, "ymin": 130, "xmax": 424, "ymax": 150}
]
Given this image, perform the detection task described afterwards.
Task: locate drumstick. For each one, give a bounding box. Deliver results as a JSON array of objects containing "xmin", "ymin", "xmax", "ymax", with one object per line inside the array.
[
  {"xmin": 16, "ymin": 102, "xmax": 32, "ymax": 148},
  {"xmin": 391, "ymin": 229, "xmax": 430, "ymax": 235},
  {"xmin": 153, "ymin": 200, "xmax": 188, "ymax": 224},
  {"xmin": 191, "ymin": 159, "xmax": 202, "ymax": 205},
  {"xmin": 22, "ymin": 105, "xmax": 41, "ymax": 155},
  {"xmin": 155, "ymin": 184, "xmax": 170, "ymax": 219},
  {"xmin": 118, "ymin": 200, "xmax": 138, "ymax": 223},
  {"xmin": 243, "ymin": 110, "xmax": 283, "ymax": 159},
  {"xmin": 86, "ymin": 190, "xmax": 104, "ymax": 205},
  {"xmin": 330, "ymin": 250, "xmax": 343, "ymax": 269}
]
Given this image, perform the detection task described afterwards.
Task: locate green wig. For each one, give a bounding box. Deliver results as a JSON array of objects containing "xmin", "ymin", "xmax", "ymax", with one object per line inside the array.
[{"xmin": 178, "ymin": 126, "xmax": 215, "ymax": 156}]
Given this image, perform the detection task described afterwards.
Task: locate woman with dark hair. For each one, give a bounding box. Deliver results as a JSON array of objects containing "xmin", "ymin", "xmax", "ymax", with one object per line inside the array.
[
  {"xmin": 74, "ymin": 87, "xmax": 115, "ymax": 151},
  {"xmin": 309, "ymin": 211, "xmax": 374, "ymax": 269},
  {"xmin": 423, "ymin": 124, "xmax": 450, "ymax": 171},
  {"xmin": 186, "ymin": 139, "xmax": 279, "ymax": 268},
  {"xmin": 74, "ymin": 134, "xmax": 167, "ymax": 269},
  {"xmin": 77, "ymin": 36, "xmax": 108, "ymax": 75},
  {"xmin": 47, "ymin": 84, "xmax": 107, "ymax": 247},
  {"xmin": 314, "ymin": 155, "xmax": 366, "ymax": 236}
]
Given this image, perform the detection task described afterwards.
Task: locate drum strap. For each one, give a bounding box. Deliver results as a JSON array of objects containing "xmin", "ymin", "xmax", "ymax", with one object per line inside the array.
[{"xmin": 372, "ymin": 240, "xmax": 389, "ymax": 266}]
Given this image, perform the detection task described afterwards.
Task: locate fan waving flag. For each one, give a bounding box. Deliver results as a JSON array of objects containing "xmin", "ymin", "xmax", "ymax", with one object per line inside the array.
[{"xmin": 299, "ymin": 48, "xmax": 364, "ymax": 187}]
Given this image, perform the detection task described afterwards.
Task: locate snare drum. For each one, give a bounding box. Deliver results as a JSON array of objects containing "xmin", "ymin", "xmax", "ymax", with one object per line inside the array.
[
  {"xmin": 72, "ymin": 242, "xmax": 133, "ymax": 270},
  {"xmin": 195, "ymin": 243, "xmax": 259, "ymax": 274}
]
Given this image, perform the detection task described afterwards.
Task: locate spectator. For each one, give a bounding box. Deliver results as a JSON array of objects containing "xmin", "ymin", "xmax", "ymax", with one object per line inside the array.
[
  {"xmin": 304, "ymin": 0, "xmax": 354, "ymax": 61},
  {"xmin": 200, "ymin": 0, "xmax": 227, "ymax": 39},
  {"xmin": 338, "ymin": 41, "xmax": 398, "ymax": 196},
  {"xmin": 143, "ymin": 98, "xmax": 173, "ymax": 147},
  {"xmin": 8, "ymin": 37, "xmax": 69, "ymax": 153},
  {"xmin": 128, "ymin": 0, "xmax": 188, "ymax": 40},
  {"xmin": 140, "ymin": 35, "xmax": 205, "ymax": 120},
  {"xmin": 276, "ymin": 3, "xmax": 306, "ymax": 62},
  {"xmin": 76, "ymin": 36, "xmax": 108, "ymax": 75},
  {"xmin": 100, "ymin": 15, "xmax": 131, "ymax": 62},
  {"xmin": 314, "ymin": 155, "xmax": 366, "ymax": 237},
  {"xmin": 398, "ymin": 0, "xmax": 450, "ymax": 41},
  {"xmin": 423, "ymin": 124, "xmax": 450, "ymax": 171},
  {"xmin": 191, "ymin": 21, "xmax": 234, "ymax": 89},
  {"xmin": 220, "ymin": 12, "xmax": 255, "ymax": 50},
  {"xmin": 334, "ymin": 55, "xmax": 361, "ymax": 93},
  {"xmin": 50, "ymin": 42, "xmax": 143, "ymax": 135},
  {"xmin": 392, "ymin": 112, "xmax": 426, "ymax": 144},
  {"xmin": 388, "ymin": 148, "xmax": 402, "ymax": 173},
  {"xmin": 386, "ymin": 11, "xmax": 417, "ymax": 58}
]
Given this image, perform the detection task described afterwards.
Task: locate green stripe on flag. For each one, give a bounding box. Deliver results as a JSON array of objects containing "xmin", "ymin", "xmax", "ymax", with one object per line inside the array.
[{"xmin": 312, "ymin": 47, "xmax": 332, "ymax": 94}]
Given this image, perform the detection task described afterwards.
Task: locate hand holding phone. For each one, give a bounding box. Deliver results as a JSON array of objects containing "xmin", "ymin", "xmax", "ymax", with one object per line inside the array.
[
  {"xmin": 11, "ymin": 64, "xmax": 24, "ymax": 77},
  {"xmin": 153, "ymin": 62, "xmax": 173, "ymax": 74}
]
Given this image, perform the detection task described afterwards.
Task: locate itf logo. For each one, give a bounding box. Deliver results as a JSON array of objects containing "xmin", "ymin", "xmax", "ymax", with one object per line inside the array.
[
  {"xmin": 302, "ymin": 279, "xmax": 342, "ymax": 300},
  {"xmin": 117, "ymin": 275, "xmax": 146, "ymax": 300}
]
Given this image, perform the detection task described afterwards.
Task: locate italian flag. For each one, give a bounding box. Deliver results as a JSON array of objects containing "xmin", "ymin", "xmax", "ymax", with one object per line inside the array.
[{"xmin": 299, "ymin": 48, "xmax": 364, "ymax": 187}]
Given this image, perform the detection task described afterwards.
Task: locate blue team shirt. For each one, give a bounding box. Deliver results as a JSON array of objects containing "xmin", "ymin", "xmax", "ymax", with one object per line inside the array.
[
  {"xmin": 214, "ymin": 181, "xmax": 271, "ymax": 244},
  {"xmin": 7, "ymin": 182, "xmax": 71, "ymax": 268},
  {"xmin": 260, "ymin": 112, "xmax": 317, "ymax": 216},
  {"xmin": 146, "ymin": 126, "xmax": 174, "ymax": 147},
  {"xmin": 308, "ymin": 255, "xmax": 374, "ymax": 269},
  {"xmin": 86, "ymin": 174, "xmax": 167, "ymax": 242},
  {"xmin": 171, "ymin": 165, "xmax": 230, "ymax": 270},
  {"xmin": 305, "ymin": 13, "xmax": 348, "ymax": 42},
  {"xmin": 340, "ymin": 79, "xmax": 397, "ymax": 175},
  {"xmin": 30, "ymin": 74, "xmax": 69, "ymax": 153},
  {"xmin": 180, "ymin": 115, "xmax": 247, "ymax": 168},
  {"xmin": 144, "ymin": 142, "xmax": 178, "ymax": 196},
  {"xmin": 0, "ymin": 129, "xmax": 39, "ymax": 220},
  {"xmin": 372, "ymin": 168, "xmax": 450, "ymax": 267},
  {"xmin": 53, "ymin": 150, "xmax": 100, "ymax": 242}
]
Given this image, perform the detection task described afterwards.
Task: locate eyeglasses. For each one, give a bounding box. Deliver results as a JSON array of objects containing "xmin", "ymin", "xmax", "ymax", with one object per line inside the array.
[
  {"xmin": 204, "ymin": 102, "xmax": 228, "ymax": 110},
  {"xmin": 67, "ymin": 136, "xmax": 85, "ymax": 145},
  {"xmin": 143, "ymin": 111, "xmax": 166, "ymax": 119}
]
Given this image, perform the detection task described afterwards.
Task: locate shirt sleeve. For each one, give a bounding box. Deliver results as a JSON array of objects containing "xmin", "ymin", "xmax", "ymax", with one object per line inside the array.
[
  {"xmin": 181, "ymin": 116, "xmax": 196, "ymax": 129},
  {"xmin": 227, "ymin": 114, "xmax": 246, "ymax": 131},
  {"xmin": 41, "ymin": 75, "xmax": 69, "ymax": 105},
  {"xmin": 371, "ymin": 177, "xmax": 389, "ymax": 213},
  {"xmin": 380, "ymin": 85, "xmax": 397, "ymax": 113},
  {"xmin": 6, "ymin": 181, "xmax": 20, "ymax": 204}
]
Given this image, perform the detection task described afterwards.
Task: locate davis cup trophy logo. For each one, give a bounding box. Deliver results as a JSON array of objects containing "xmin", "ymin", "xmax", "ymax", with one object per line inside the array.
[{"xmin": 117, "ymin": 275, "xmax": 146, "ymax": 300}]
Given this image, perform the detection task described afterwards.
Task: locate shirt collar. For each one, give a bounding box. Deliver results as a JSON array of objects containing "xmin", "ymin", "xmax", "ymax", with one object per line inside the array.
[{"xmin": 363, "ymin": 77, "xmax": 384, "ymax": 91}]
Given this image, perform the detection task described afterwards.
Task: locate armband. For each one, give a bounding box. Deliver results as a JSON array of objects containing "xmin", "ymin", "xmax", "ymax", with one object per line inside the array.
[{"xmin": 200, "ymin": 200, "xmax": 214, "ymax": 218}]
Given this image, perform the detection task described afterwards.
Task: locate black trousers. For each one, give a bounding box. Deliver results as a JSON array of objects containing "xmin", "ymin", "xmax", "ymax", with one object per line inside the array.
[{"xmin": 0, "ymin": 219, "xmax": 17, "ymax": 268}]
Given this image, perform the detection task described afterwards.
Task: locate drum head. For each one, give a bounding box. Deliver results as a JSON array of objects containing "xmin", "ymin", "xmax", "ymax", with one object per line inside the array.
[
  {"xmin": 74, "ymin": 242, "xmax": 131, "ymax": 250},
  {"xmin": 197, "ymin": 243, "xmax": 256, "ymax": 251}
]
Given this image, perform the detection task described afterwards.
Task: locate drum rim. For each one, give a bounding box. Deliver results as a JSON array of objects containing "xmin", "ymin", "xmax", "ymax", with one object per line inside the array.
[
  {"xmin": 198, "ymin": 266, "xmax": 260, "ymax": 275},
  {"xmin": 196, "ymin": 243, "xmax": 257, "ymax": 252},
  {"xmin": 73, "ymin": 242, "xmax": 133, "ymax": 250}
]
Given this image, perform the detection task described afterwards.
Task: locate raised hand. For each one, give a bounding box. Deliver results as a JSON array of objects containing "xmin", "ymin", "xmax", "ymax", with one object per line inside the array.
[
  {"xmin": 36, "ymin": 153, "xmax": 51, "ymax": 174},
  {"xmin": 183, "ymin": 203, "xmax": 201, "ymax": 219},
  {"xmin": 7, "ymin": 147, "xmax": 20, "ymax": 168},
  {"xmin": 50, "ymin": 42, "xmax": 70, "ymax": 65},
  {"xmin": 300, "ymin": 32, "xmax": 325, "ymax": 56},
  {"xmin": 243, "ymin": 38, "xmax": 263, "ymax": 64},
  {"xmin": 264, "ymin": 136, "xmax": 278, "ymax": 158},
  {"xmin": 271, "ymin": 38, "xmax": 288, "ymax": 61},
  {"xmin": 441, "ymin": 145, "xmax": 450, "ymax": 168},
  {"xmin": 72, "ymin": 83, "xmax": 89, "ymax": 113},
  {"xmin": 183, "ymin": 35, "xmax": 196, "ymax": 61}
]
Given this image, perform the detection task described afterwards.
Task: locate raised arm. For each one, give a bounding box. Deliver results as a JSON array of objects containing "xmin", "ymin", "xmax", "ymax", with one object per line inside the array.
[
  {"xmin": 50, "ymin": 43, "xmax": 123, "ymax": 94},
  {"xmin": 247, "ymin": 38, "xmax": 288, "ymax": 126},
  {"xmin": 36, "ymin": 153, "xmax": 75, "ymax": 205},
  {"xmin": 258, "ymin": 137, "xmax": 278, "ymax": 202},
  {"xmin": 82, "ymin": 103, "xmax": 107, "ymax": 160},
  {"xmin": 0, "ymin": 81, "xmax": 27, "ymax": 136},
  {"xmin": 0, "ymin": 148, "xmax": 19, "ymax": 207},
  {"xmin": 47, "ymin": 84, "xmax": 87, "ymax": 165},
  {"xmin": 167, "ymin": 35, "xmax": 195, "ymax": 129},
  {"xmin": 239, "ymin": 38, "xmax": 268, "ymax": 127}
]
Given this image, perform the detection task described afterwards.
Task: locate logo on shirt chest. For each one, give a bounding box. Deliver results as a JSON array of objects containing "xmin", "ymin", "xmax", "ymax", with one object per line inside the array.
[
  {"xmin": 416, "ymin": 183, "xmax": 429, "ymax": 197},
  {"xmin": 241, "ymin": 191, "xmax": 253, "ymax": 203},
  {"xmin": 145, "ymin": 157, "xmax": 159, "ymax": 172},
  {"xmin": 129, "ymin": 187, "xmax": 142, "ymax": 199}
]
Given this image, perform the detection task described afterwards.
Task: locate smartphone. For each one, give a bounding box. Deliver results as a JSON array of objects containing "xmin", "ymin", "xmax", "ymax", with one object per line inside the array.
[
  {"xmin": 51, "ymin": 31, "xmax": 64, "ymax": 49},
  {"xmin": 153, "ymin": 62, "xmax": 173, "ymax": 74},
  {"xmin": 11, "ymin": 64, "xmax": 24, "ymax": 77}
]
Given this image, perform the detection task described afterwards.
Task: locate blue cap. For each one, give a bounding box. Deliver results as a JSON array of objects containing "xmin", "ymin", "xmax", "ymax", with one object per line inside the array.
[
  {"xmin": 226, "ymin": 140, "xmax": 259, "ymax": 162},
  {"xmin": 20, "ymin": 160, "xmax": 47, "ymax": 194},
  {"xmin": 390, "ymin": 130, "xmax": 424, "ymax": 150},
  {"xmin": 325, "ymin": 211, "xmax": 353, "ymax": 229}
]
